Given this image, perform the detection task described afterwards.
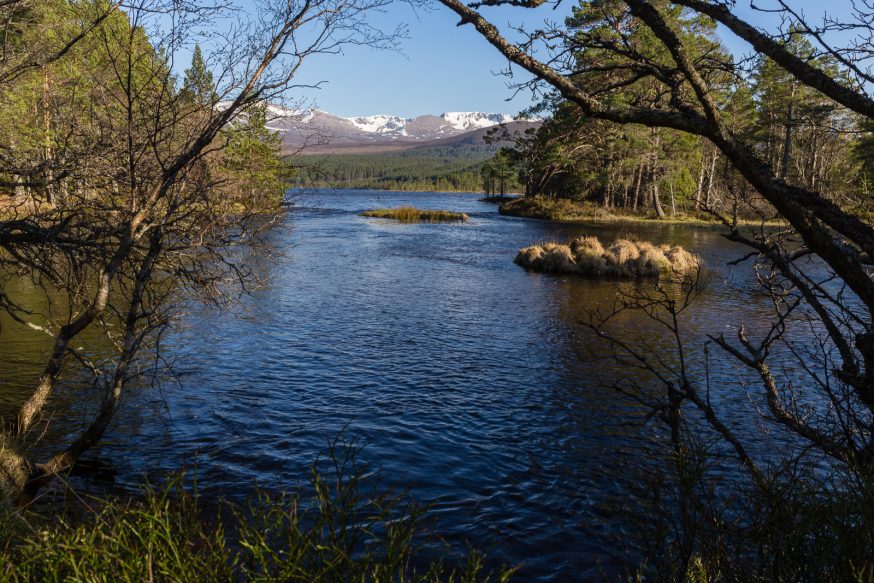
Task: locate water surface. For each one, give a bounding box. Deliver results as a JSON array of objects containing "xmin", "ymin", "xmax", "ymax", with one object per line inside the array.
[{"xmin": 0, "ymin": 190, "xmax": 792, "ymax": 580}]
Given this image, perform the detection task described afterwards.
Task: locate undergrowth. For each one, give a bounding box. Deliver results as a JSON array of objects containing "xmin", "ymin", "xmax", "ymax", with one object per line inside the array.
[{"xmin": 0, "ymin": 442, "xmax": 512, "ymax": 582}]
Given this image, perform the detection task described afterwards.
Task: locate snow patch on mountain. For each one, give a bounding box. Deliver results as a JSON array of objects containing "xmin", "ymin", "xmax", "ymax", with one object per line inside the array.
[
  {"xmin": 440, "ymin": 112, "xmax": 516, "ymax": 132},
  {"xmin": 217, "ymin": 104, "xmax": 528, "ymax": 137},
  {"xmin": 347, "ymin": 114, "xmax": 409, "ymax": 135},
  {"xmin": 340, "ymin": 111, "xmax": 522, "ymax": 137}
]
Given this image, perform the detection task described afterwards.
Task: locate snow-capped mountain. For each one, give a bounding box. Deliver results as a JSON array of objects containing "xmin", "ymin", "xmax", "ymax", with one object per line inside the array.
[
  {"xmin": 344, "ymin": 112, "xmax": 517, "ymax": 136},
  {"xmin": 441, "ymin": 112, "xmax": 517, "ymax": 131},
  {"xmin": 266, "ymin": 108, "xmax": 538, "ymax": 153},
  {"xmin": 347, "ymin": 114, "xmax": 409, "ymax": 135}
]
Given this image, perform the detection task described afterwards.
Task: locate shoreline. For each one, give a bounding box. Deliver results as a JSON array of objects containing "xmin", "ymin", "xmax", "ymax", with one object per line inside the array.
[
  {"xmin": 288, "ymin": 185, "xmax": 524, "ymax": 196},
  {"xmin": 498, "ymin": 196, "xmax": 785, "ymax": 229}
]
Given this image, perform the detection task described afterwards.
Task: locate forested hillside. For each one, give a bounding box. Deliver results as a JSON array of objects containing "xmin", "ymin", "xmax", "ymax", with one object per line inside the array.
[
  {"xmin": 292, "ymin": 142, "xmax": 522, "ymax": 193},
  {"xmin": 293, "ymin": 153, "xmax": 485, "ymax": 191}
]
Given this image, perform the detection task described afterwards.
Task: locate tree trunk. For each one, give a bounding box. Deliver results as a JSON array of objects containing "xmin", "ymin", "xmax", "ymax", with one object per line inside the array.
[
  {"xmin": 650, "ymin": 135, "xmax": 666, "ymax": 218},
  {"xmin": 43, "ymin": 68, "xmax": 53, "ymax": 206},
  {"xmin": 632, "ymin": 162, "xmax": 643, "ymax": 210},
  {"xmin": 780, "ymin": 100, "xmax": 794, "ymax": 181},
  {"xmin": 704, "ymin": 150, "xmax": 717, "ymax": 209},
  {"xmin": 653, "ymin": 181, "xmax": 666, "ymax": 218}
]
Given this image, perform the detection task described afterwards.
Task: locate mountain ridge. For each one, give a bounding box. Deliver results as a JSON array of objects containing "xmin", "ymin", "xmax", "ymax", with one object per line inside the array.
[{"xmin": 262, "ymin": 106, "xmax": 538, "ymax": 154}]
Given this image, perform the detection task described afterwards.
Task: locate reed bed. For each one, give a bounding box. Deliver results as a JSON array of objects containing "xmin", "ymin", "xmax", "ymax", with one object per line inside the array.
[
  {"xmin": 362, "ymin": 206, "xmax": 469, "ymax": 223},
  {"xmin": 515, "ymin": 235, "xmax": 701, "ymax": 279}
]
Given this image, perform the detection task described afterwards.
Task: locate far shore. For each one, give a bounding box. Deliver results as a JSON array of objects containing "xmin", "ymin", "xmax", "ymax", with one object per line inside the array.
[
  {"xmin": 285, "ymin": 188, "xmax": 787, "ymax": 229},
  {"xmin": 288, "ymin": 186, "xmax": 525, "ymax": 196},
  {"xmin": 498, "ymin": 196, "xmax": 786, "ymax": 229}
]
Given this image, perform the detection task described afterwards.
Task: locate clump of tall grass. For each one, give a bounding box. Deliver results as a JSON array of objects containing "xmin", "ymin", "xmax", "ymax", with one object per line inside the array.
[
  {"xmin": 0, "ymin": 443, "xmax": 513, "ymax": 582},
  {"xmin": 515, "ymin": 235, "xmax": 701, "ymax": 279},
  {"xmin": 362, "ymin": 206, "xmax": 469, "ymax": 223}
]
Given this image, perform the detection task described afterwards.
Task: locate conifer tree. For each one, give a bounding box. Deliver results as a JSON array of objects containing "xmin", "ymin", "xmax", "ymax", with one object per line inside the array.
[{"xmin": 182, "ymin": 43, "xmax": 215, "ymax": 107}]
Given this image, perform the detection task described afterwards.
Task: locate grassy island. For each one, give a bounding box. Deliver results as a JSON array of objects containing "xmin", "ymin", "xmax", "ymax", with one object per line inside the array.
[
  {"xmin": 362, "ymin": 206, "xmax": 469, "ymax": 223},
  {"xmin": 515, "ymin": 235, "xmax": 701, "ymax": 279}
]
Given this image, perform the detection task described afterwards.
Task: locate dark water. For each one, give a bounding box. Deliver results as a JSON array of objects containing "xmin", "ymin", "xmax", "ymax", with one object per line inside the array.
[{"xmin": 1, "ymin": 190, "xmax": 795, "ymax": 580}]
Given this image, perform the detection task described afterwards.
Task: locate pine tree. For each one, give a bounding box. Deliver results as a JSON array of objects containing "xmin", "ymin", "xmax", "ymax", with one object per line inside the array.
[
  {"xmin": 182, "ymin": 44, "xmax": 215, "ymax": 107},
  {"xmin": 220, "ymin": 102, "xmax": 289, "ymax": 209}
]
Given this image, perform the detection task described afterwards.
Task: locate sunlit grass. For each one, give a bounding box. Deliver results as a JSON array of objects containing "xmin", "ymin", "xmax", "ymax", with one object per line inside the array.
[
  {"xmin": 0, "ymin": 443, "xmax": 513, "ymax": 582},
  {"xmin": 362, "ymin": 206, "xmax": 469, "ymax": 223}
]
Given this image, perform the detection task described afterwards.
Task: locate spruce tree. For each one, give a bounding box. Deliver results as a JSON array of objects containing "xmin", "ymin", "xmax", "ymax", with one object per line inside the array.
[{"xmin": 182, "ymin": 44, "xmax": 215, "ymax": 107}]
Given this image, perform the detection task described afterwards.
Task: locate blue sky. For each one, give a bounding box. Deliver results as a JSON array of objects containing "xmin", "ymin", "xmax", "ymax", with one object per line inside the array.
[
  {"xmin": 290, "ymin": 3, "xmax": 574, "ymax": 118},
  {"xmin": 278, "ymin": 0, "xmax": 849, "ymax": 118}
]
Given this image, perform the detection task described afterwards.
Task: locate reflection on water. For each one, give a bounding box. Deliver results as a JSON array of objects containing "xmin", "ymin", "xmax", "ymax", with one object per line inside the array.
[{"xmin": 0, "ymin": 190, "xmax": 797, "ymax": 580}]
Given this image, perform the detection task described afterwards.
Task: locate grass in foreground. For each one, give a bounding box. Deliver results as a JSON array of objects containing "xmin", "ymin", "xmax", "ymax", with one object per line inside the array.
[
  {"xmin": 0, "ymin": 444, "xmax": 512, "ymax": 582},
  {"xmin": 515, "ymin": 235, "xmax": 701, "ymax": 279},
  {"xmin": 362, "ymin": 206, "xmax": 469, "ymax": 223}
]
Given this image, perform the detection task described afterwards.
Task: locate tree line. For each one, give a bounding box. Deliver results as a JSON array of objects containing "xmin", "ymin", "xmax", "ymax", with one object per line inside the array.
[
  {"xmin": 293, "ymin": 152, "xmax": 490, "ymax": 192},
  {"xmin": 293, "ymin": 142, "xmax": 524, "ymax": 193},
  {"xmin": 489, "ymin": 4, "xmax": 867, "ymax": 221}
]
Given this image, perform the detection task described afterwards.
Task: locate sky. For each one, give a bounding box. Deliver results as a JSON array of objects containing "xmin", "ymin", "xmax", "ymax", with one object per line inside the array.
[
  {"xmin": 239, "ymin": 0, "xmax": 853, "ymax": 119},
  {"xmin": 288, "ymin": 3, "xmax": 574, "ymax": 118}
]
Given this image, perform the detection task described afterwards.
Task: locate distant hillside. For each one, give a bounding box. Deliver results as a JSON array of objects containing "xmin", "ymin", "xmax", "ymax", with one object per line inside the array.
[
  {"xmin": 290, "ymin": 150, "xmax": 491, "ymax": 192},
  {"xmin": 268, "ymin": 104, "xmax": 539, "ymax": 154},
  {"xmin": 287, "ymin": 120, "xmax": 536, "ymax": 192}
]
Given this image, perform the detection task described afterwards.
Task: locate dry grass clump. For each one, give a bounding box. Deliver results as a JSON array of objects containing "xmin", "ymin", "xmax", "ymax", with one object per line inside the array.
[
  {"xmin": 515, "ymin": 235, "xmax": 701, "ymax": 279},
  {"xmin": 362, "ymin": 206, "xmax": 468, "ymax": 223}
]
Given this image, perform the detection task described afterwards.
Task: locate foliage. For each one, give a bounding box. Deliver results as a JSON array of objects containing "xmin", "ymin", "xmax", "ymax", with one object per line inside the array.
[
  {"xmin": 479, "ymin": 149, "xmax": 520, "ymax": 196},
  {"xmin": 496, "ymin": 6, "xmax": 863, "ymax": 220},
  {"xmin": 219, "ymin": 103, "xmax": 291, "ymax": 211},
  {"xmin": 290, "ymin": 136, "xmax": 530, "ymax": 193},
  {"xmin": 181, "ymin": 44, "xmax": 216, "ymax": 108},
  {"xmin": 0, "ymin": 444, "xmax": 513, "ymax": 582}
]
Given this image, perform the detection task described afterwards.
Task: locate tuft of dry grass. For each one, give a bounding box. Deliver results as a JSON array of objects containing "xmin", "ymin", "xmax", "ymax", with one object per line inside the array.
[
  {"xmin": 362, "ymin": 206, "xmax": 468, "ymax": 223},
  {"xmin": 515, "ymin": 235, "xmax": 701, "ymax": 279}
]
